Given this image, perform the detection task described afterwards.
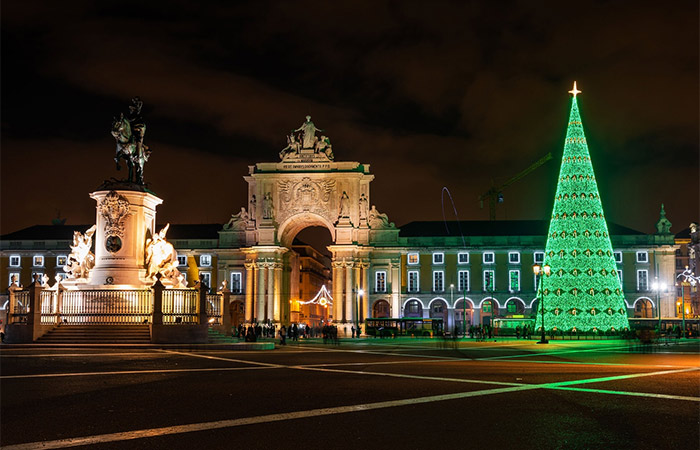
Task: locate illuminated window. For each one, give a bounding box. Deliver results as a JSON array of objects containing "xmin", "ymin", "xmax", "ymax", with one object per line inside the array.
[
  {"xmin": 507, "ymin": 302, "xmax": 517, "ymax": 313},
  {"xmin": 407, "ymin": 253, "xmax": 419, "ymax": 265},
  {"xmin": 432, "ymin": 253, "xmax": 444, "ymax": 265},
  {"xmin": 533, "ymin": 252, "xmax": 544, "ymax": 264},
  {"xmin": 9, "ymin": 255, "xmax": 21, "ymax": 267},
  {"xmin": 177, "ymin": 255, "xmax": 187, "ymax": 267},
  {"xmin": 458, "ymin": 252, "xmax": 469, "ymax": 264},
  {"xmin": 200, "ymin": 254, "xmax": 211, "ymax": 267},
  {"xmin": 509, "ymin": 270, "xmax": 520, "ymax": 293},
  {"xmin": 483, "ymin": 270, "xmax": 495, "ymax": 292},
  {"xmin": 508, "ymin": 252, "xmax": 520, "ymax": 264},
  {"xmin": 482, "ymin": 300, "xmax": 492, "ymax": 313},
  {"xmin": 483, "ymin": 252, "xmax": 495, "ymax": 264},
  {"xmin": 616, "ymin": 270, "xmax": 623, "ymax": 285},
  {"xmin": 433, "ymin": 271, "xmax": 444, "ymax": 292},
  {"xmin": 636, "ymin": 251, "xmax": 648, "ymax": 263},
  {"xmin": 33, "ymin": 255, "xmax": 44, "ymax": 267},
  {"xmin": 56, "ymin": 255, "xmax": 67, "ymax": 266},
  {"xmin": 230, "ymin": 272, "xmax": 242, "ymax": 294},
  {"xmin": 636, "ymin": 270, "xmax": 648, "ymax": 291},
  {"xmin": 375, "ymin": 271, "xmax": 387, "ymax": 293},
  {"xmin": 9, "ymin": 273, "xmax": 20, "ymax": 286},
  {"xmin": 614, "ymin": 251, "xmax": 623, "ymax": 263},
  {"xmin": 200, "ymin": 272, "xmax": 211, "ymax": 287},
  {"xmin": 408, "ymin": 271, "xmax": 419, "ymax": 293},
  {"xmin": 458, "ymin": 270, "xmax": 469, "ymax": 292}
]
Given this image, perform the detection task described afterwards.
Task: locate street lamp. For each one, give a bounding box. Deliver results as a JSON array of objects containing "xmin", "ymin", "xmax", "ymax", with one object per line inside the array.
[
  {"xmin": 356, "ymin": 288, "xmax": 364, "ymax": 338},
  {"xmin": 651, "ymin": 279, "xmax": 666, "ymax": 332},
  {"xmin": 449, "ymin": 283, "xmax": 455, "ymax": 336},
  {"xmin": 532, "ymin": 263, "xmax": 551, "ymax": 344},
  {"xmin": 676, "ymin": 266, "xmax": 699, "ymax": 337}
]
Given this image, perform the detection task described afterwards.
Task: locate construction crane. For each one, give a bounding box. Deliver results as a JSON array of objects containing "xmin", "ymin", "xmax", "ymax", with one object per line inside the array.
[{"xmin": 478, "ymin": 152, "xmax": 553, "ymax": 220}]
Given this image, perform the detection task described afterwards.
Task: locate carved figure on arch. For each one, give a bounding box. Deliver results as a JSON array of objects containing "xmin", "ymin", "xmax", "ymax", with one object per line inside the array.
[
  {"xmin": 368, "ymin": 205, "xmax": 395, "ymax": 229},
  {"xmin": 263, "ymin": 192, "xmax": 274, "ymax": 220},
  {"xmin": 280, "ymin": 133, "xmax": 301, "ymax": 160},
  {"xmin": 359, "ymin": 193, "xmax": 369, "ymax": 221},
  {"xmin": 249, "ymin": 195, "xmax": 257, "ymax": 223},
  {"xmin": 338, "ymin": 191, "xmax": 350, "ymax": 218},
  {"xmin": 64, "ymin": 225, "xmax": 97, "ymax": 279},
  {"xmin": 223, "ymin": 207, "xmax": 249, "ymax": 231},
  {"xmin": 295, "ymin": 115, "xmax": 323, "ymax": 149}
]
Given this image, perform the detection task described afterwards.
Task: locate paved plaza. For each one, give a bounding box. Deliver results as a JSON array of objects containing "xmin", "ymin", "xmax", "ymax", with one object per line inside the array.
[{"xmin": 1, "ymin": 338, "xmax": 699, "ymax": 450}]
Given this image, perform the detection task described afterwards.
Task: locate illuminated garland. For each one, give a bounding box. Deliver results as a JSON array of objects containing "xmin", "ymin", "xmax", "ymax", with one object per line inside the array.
[{"xmin": 536, "ymin": 89, "xmax": 630, "ymax": 332}]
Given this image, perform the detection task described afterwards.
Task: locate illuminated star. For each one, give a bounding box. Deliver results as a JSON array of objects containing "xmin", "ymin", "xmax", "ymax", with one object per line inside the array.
[{"xmin": 569, "ymin": 81, "xmax": 581, "ymax": 97}]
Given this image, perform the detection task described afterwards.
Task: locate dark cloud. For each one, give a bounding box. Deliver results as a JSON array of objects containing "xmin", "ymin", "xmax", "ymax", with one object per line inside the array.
[{"xmin": 2, "ymin": 0, "xmax": 698, "ymax": 236}]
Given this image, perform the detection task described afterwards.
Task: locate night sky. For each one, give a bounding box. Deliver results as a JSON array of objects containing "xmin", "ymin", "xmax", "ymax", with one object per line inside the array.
[{"xmin": 2, "ymin": 1, "xmax": 698, "ymax": 237}]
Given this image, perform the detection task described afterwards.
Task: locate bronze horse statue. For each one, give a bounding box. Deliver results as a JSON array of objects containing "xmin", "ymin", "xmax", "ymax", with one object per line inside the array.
[{"xmin": 111, "ymin": 98, "xmax": 151, "ymax": 185}]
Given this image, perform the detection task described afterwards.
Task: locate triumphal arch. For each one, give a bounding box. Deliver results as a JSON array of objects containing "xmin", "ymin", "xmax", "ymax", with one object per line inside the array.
[{"xmin": 219, "ymin": 116, "xmax": 399, "ymax": 327}]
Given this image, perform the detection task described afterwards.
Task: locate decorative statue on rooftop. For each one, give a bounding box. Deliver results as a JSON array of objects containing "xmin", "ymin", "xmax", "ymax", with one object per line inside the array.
[
  {"xmin": 64, "ymin": 225, "xmax": 97, "ymax": 279},
  {"xmin": 295, "ymin": 115, "xmax": 323, "ymax": 149},
  {"xmin": 112, "ymin": 97, "xmax": 151, "ymax": 185}
]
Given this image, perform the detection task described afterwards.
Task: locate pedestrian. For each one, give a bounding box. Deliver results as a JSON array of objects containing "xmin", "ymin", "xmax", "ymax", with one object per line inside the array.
[
  {"xmin": 515, "ymin": 325, "xmax": 521, "ymax": 339},
  {"xmin": 279, "ymin": 325, "xmax": 286, "ymax": 345}
]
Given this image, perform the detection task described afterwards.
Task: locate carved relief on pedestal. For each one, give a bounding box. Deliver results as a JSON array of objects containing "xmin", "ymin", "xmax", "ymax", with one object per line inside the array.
[
  {"xmin": 98, "ymin": 191, "xmax": 131, "ymax": 253},
  {"xmin": 277, "ymin": 177, "xmax": 336, "ymax": 223}
]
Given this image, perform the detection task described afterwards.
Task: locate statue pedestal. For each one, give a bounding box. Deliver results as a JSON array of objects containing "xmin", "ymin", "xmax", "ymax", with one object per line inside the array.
[{"xmin": 88, "ymin": 189, "xmax": 163, "ymax": 287}]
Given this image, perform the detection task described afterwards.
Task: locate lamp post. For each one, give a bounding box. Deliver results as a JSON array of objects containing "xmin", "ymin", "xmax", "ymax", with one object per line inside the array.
[
  {"xmin": 357, "ymin": 288, "xmax": 364, "ymax": 338},
  {"xmin": 449, "ymin": 283, "xmax": 455, "ymax": 336},
  {"xmin": 651, "ymin": 278, "xmax": 666, "ymax": 332},
  {"xmin": 533, "ymin": 263, "xmax": 551, "ymax": 344},
  {"xmin": 676, "ymin": 266, "xmax": 699, "ymax": 337}
]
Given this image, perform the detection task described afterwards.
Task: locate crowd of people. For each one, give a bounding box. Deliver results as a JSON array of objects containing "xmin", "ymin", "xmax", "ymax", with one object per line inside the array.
[{"xmin": 232, "ymin": 322, "xmax": 350, "ymax": 344}]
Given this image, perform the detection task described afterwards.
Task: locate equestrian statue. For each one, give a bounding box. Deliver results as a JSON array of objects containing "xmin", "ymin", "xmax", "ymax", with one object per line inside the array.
[{"xmin": 111, "ymin": 97, "xmax": 151, "ymax": 185}]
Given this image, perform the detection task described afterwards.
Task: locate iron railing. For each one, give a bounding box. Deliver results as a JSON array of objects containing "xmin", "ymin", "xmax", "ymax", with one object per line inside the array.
[
  {"xmin": 162, "ymin": 289, "xmax": 198, "ymax": 324},
  {"xmin": 40, "ymin": 290, "xmax": 58, "ymax": 324},
  {"xmin": 61, "ymin": 289, "xmax": 152, "ymax": 324},
  {"xmin": 207, "ymin": 293, "xmax": 222, "ymax": 325}
]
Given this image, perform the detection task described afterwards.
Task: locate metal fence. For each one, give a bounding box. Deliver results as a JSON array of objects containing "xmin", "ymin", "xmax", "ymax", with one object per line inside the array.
[
  {"xmin": 162, "ymin": 289, "xmax": 199, "ymax": 324},
  {"xmin": 40, "ymin": 290, "xmax": 58, "ymax": 325},
  {"xmin": 61, "ymin": 289, "xmax": 152, "ymax": 324},
  {"xmin": 9, "ymin": 290, "xmax": 30, "ymax": 324},
  {"xmin": 207, "ymin": 293, "xmax": 222, "ymax": 325}
]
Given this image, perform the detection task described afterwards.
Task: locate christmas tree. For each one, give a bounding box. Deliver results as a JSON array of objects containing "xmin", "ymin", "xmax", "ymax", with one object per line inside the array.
[{"xmin": 536, "ymin": 82, "xmax": 630, "ymax": 333}]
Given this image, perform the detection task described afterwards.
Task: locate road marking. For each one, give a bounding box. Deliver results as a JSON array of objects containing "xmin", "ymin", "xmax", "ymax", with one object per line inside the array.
[
  {"xmin": 543, "ymin": 366, "xmax": 700, "ymax": 387},
  {"xmin": 549, "ymin": 386, "xmax": 700, "ymax": 402},
  {"xmin": 0, "ymin": 352, "xmax": 164, "ymax": 358},
  {"xmin": 476, "ymin": 344, "xmax": 631, "ymax": 360},
  {"xmin": 0, "ymin": 366, "xmax": 271, "ymax": 380},
  {"xmin": 1, "ymin": 385, "xmax": 540, "ymax": 450},
  {"xmin": 5, "ymin": 365, "xmax": 700, "ymax": 449}
]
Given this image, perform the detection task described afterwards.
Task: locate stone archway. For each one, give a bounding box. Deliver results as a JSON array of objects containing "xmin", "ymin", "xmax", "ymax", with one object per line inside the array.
[
  {"xmin": 219, "ymin": 116, "xmax": 399, "ymax": 328},
  {"xmin": 634, "ymin": 298, "xmax": 653, "ymax": 318}
]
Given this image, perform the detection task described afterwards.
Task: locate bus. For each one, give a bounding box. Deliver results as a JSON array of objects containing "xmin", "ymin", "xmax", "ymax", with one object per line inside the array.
[
  {"xmin": 628, "ymin": 318, "xmax": 700, "ymax": 337},
  {"xmin": 365, "ymin": 318, "xmax": 444, "ymax": 337},
  {"xmin": 492, "ymin": 317, "xmax": 535, "ymax": 337}
]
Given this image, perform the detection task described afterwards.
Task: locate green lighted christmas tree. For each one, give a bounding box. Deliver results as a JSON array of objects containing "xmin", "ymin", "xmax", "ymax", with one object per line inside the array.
[{"xmin": 536, "ymin": 82, "xmax": 629, "ymax": 333}]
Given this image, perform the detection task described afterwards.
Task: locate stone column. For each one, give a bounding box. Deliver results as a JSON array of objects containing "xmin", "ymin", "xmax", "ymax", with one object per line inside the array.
[
  {"xmin": 332, "ymin": 261, "xmax": 343, "ymax": 323},
  {"xmin": 221, "ymin": 286, "xmax": 231, "ymax": 332},
  {"xmin": 244, "ymin": 262, "xmax": 254, "ymax": 323},
  {"xmin": 353, "ymin": 263, "xmax": 361, "ymax": 325},
  {"xmin": 256, "ymin": 261, "xmax": 266, "ymax": 323},
  {"xmin": 362, "ymin": 262, "xmax": 370, "ymax": 321},
  {"xmin": 266, "ymin": 263, "xmax": 274, "ymax": 322},
  {"xmin": 391, "ymin": 261, "xmax": 401, "ymax": 318},
  {"xmin": 197, "ymin": 275, "xmax": 208, "ymax": 325},
  {"xmin": 345, "ymin": 261, "xmax": 354, "ymax": 323},
  {"xmin": 274, "ymin": 263, "xmax": 282, "ymax": 322}
]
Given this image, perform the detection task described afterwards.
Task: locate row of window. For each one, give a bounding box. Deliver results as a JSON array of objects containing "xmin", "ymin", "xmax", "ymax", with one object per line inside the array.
[
  {"xmin": 407, "ymin": 251, "xmax": 649, "ymax": 265},
  {"xmin": 375, "ymin": 268, "xmax": 652, "ymax": 293},
  {"xmin": 8, "ymin": 254, "xmax": 214, "ymax": 268}
]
